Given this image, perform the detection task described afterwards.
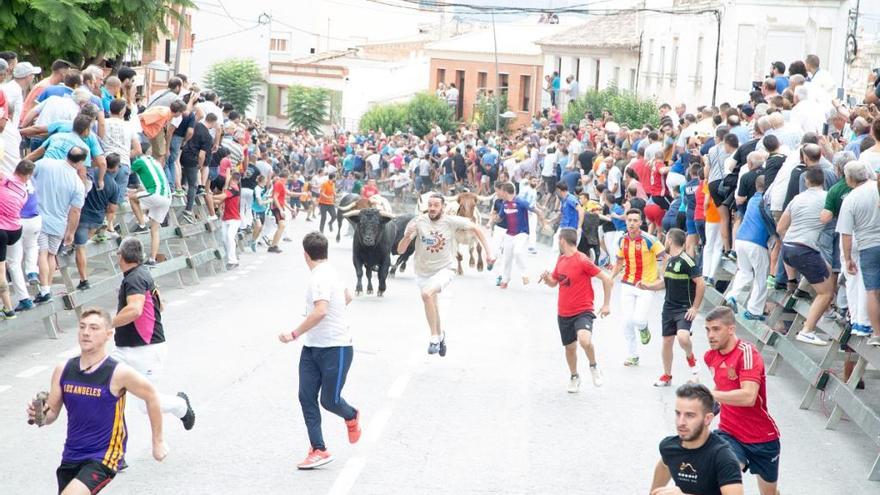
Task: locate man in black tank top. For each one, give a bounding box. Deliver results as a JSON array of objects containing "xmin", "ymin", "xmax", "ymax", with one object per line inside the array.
[{"xmin": 27, "ymin": 308, "xmax": 168, "ymax": 494}]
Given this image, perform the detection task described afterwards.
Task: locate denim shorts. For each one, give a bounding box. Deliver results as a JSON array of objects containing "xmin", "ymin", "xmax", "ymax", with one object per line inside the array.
[
  {"xmin": 782, "ymin": 243, "xmax": 829, "ymax": 284},
  {"xmin": 74, "ymin": 223, "xmax": 102, "ymax": 246},
  {"xmin": 859, "ymin": 245, "xmax": 880, "ymax": 291}
]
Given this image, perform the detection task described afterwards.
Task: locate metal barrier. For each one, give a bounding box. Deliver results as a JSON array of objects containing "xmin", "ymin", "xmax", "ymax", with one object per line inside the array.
[
  {"xmin": 0, "ymin": 195, "xmax": 225, "ymax": 339},
  {"xmin": 706, "ymin": 258, "xmax": 880, "ymax": 481}
]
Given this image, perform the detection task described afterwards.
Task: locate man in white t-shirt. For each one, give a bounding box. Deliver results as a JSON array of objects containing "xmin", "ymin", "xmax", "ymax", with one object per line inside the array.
[
  {"xmin": 397, "ymin": 193, "xmax": 495, "ymax": 356},
  {"xmin": 278, "ymin": 232, "xmax": 362, "ymax": 470}
]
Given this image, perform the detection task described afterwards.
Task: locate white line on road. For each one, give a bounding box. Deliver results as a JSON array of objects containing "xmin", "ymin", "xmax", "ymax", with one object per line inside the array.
[
  {"xmin": 209, "ymin": 283, "xmax": 223, "ymax": 288},
  {"xmin": 326, "ymin": 456, "xmax": 365, "ymax": 495},
  {"xmin": 190, "ymin": 290, "xmax": 209, "ymax": 297},
  {"xmin": 16, "ymin": 366, "xmax": 48, "ymax": 378},
  {"xmin": 361, "ymin": 407, "xmax": 392, "ymax": 446},
  {"xmin": 387, "ymin": 374, "xmax": 410, "ymax": 399},
  {"xmin": 57, "ymin": 346, "xmax": 79, "ymax": 359},
  {"xmin": 225, "ymin": 276, "xmax": 239, "ymax": 281},
  {"xmin": 0, "ymin": 385, "xmax": 11, "ymax": 394},
  {"xmin": 167, "ymin": 299, "xmax": 188, "ymax": 307}
]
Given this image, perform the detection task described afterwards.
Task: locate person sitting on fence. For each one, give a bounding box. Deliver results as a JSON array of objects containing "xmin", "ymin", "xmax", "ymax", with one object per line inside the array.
[
  {"xmin": 128, "ymin": 143, "xmax": 171, "ymax": 266},
  {"xmin": 73, "ymin": 153, "xmax": 120, "ymax": 291}
]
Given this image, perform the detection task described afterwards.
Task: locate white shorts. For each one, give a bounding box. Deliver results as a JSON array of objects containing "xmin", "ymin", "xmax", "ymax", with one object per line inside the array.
[
  {"xmin": 137, "ymin": 192, "xmax": 172, "ymax": 224},
  {"xmin": 416, "ymin": 268, "xmax": 454, "ymax": 293},
  {"xmin": 111, "ymin": 342, "xmax": 168, "ymax": 382}
]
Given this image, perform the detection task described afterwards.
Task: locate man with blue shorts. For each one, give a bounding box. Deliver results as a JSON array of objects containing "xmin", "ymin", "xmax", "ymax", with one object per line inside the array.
[{"xmin": 683, "ymin": 164, "xmax": 701, "ymax": 257}]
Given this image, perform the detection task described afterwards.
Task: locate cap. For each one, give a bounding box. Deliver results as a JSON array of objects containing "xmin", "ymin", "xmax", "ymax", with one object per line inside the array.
[
  {"xmin": 13, "ymin": 62, "xmax": 41, "ymax": 79},
  {"xmin": 0, "ymin": 59, "xmax": 7, "ymax": 73},
  {"xmin": 741, "ymin": 104, "xmax": 754, "ymax": 117}
]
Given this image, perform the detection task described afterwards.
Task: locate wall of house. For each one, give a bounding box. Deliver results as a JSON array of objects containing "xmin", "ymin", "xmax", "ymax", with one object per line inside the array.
[{"xmin": 429, "ymin": 58, "xmax": 544, "ymax": 128}]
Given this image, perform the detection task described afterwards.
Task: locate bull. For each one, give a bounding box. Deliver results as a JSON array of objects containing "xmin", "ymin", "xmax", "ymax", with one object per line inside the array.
[
  {"xmin": 344, "ymin": 208, "xmax": 415, "ymax": 296},
  {"xmin": 336, "ymin": 193, "xmax": 394, "ymax": 242}
]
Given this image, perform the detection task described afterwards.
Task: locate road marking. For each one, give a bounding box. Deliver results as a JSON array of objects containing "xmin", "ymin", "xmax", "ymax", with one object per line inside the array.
[
  {"xmin": 361, "ymin": 407, "xmax": 391, "ymax": 446},
  {"xmin": 209, "ymin": 283, "xmax": 223, "ymax": 288},
  {"xmin": 387, "ymin": 374, "xmax": 409, "ymax": 399},
  {"xmin": 167, "ymin": 299, "xmax": 188, "ymax": 307},
  {"xmin": 326, "ymin": 456, "xmax": 365, "ymax": 495},
  {"xmin": 16, "ymin": 366, "xmax": 48, "ymax": 378},
  {"xmin": 190, "ymin": 290, "xmax": 209, "ymax": 297},
  {"xmin": 225, "ymin": 276, "xmax": 239, "ymax": 281},
  {"xmin": 0, "ymin": 385, "xmax": 11, "ymax": 394},
  {"xmin": 57, "ymin": 347, "xmax": 79, "ymax": 359}
]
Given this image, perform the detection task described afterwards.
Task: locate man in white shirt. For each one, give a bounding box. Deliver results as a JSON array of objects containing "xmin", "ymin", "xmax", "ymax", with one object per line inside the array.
[
  {"xmin": 790, "ymin": 85, "xmax": 826, "ymax": 135},
  {"xmin": 4, "ymin": 61, "xmax": 40, "ymax": 125},
  {"xmin": 279, "ymin": 232, "xmax": 362, "ymax": 470}
]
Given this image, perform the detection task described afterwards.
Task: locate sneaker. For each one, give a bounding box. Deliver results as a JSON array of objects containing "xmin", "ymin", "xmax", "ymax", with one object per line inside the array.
[
  {"xmin": 173, "ymin": 188, "xmax": 186, "ymax": 197},
  {"xmin": 267, "ymin": 245, "xmax": 282, "ymax": 253},
  {"xmin": 428, "ymin": 341, "xmax": 440, "ymax": 354},
  {"xmin": 144, "ymin": 258, "xmax": 158, "ymax": 266},
  {"xmin": 705, "ymin": 277, "xmax": 715, "ymax": 288},
  {"xmin": 131, "ymin": 224, "xmax": 148, "ymax": 233},
  {"xmin": 76, "ymin": 280, "xmax": 91, "ymax": 291},
  {"xmin": 297, "ymin": 448, "xmax": 334, "ymax": 470},
  {"xmin": 27, "ymin": 272, "xmax": 39, "ymax": 285},
  {"xmin": 181, "ymin": 211, "xmax": 196, "ymax": 224},
  {"xmin": 282, "ymin": 237, "xmax": 292, "ymax": 243},
  {"xmin": 794, "ymin": 289, "xmax": 811, "ymax": 300},
  {"xmin": 177, "ymin": 392, "xmax": 196, "ymax": 431},
  {"xmin": 723, "ymin": 296, "xmax": 738, "ymax": 314},
  {"xmin": 766, "ymin": 275, "xmax": 776, "ymax": 286},
  {"xmin": 743, "ymin": 311, "xmax": 766, "ymax": 321},
  {"xmin": 726, "ymin": 251, "xmax": 737, "ymax": 262},
  {"xmin": 33, "ymin": 292, "xmax": 52, "ymax": 304},
  {"xmin": 345, "ymin": 410, "xmax": 361, "ymax": 444},
  {"xmin": 92, "ymin": 233, "xmax": 109, "ymax": 243},
  {"xmin": 1, "ymin": 308, "xmax": 16, "ymax": 320},
  {"xmin": 868, "ymin": 336, "xmax": 880, "ymax": 347},
  {"xmin": 796, "ymin": 331, "xmax": 828, "ymax": 346},
  {"xmin": 822, "ymin": 309, "xmax": 844, "ymax": 323},
  {"xmin": 589, "ymin": 366, "xmax": 603, "ymax": 387},
  {"xmin": 226, "ymin": 263, "xmax": 239, "ymax": 270},
  {"xmin": 686, "ymin": 354, "xmax": 697, "ymax": 368},
  {"xmin": 250, "ymin": 241, "xmax": 257, "ymax": 253},
  {"xmin": 623, "ymin": 356, "xmax": 640, "ymax": 367},
  {"xmin": 773, "ymin": 281, "xmax": 788, "ymax": 291},
  {"xmin": 638, "ymin": 326, "xmax": 651, "ymax": 345},
  {"xmin": 567, "ymin": 374, "xmax": 581, "ymax": 393},
  {"xmin": 499, "ymin": 281, "xmax": 509, "ymax": 289},
  {"xmin": 14, "ymin": 299, "xmax": 34, "ymax": 312},
  {"xmin": 495, "ymin": 275, "xmax": 502, "ymax": 286},
  {"xmin": 196, "ymin": 185, "xmax": 206, "ymax": 196},
  {"xmin": 654, "ymin": 374, "xmax": 673, "ymax": 387},
  {"xmin": 850, "ymin": 325, "xmax": 872, "ymax": 337},
  {"xmin": 206, "ymin": 215, "xmax": 218, "ymax": 221},
  {"xmin": 438, "ymin": 333, "xmax": 447, "ymax": 357},
  {"xmin": 528, "ymin": 247, "xmax": 537, "ymax": 254}
]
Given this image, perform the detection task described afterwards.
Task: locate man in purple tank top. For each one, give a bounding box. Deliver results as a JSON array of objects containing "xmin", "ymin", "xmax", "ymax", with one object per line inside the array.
[{"xmin": 27, "ymin": 307, "xmax": 167, "ymax": 494}]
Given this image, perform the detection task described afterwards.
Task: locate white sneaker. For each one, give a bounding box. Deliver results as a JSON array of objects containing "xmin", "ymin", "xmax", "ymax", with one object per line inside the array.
[
  {"xmin": 567, "ymin": 374, "xmax": 581, "ymax": 393},
  {"xmin": 589, "ymin": 366, "xmax": 603, "ymax": 387},
  {"xmin": 796, "ymin": 331, "xmax": 828, "ymax": 346}
]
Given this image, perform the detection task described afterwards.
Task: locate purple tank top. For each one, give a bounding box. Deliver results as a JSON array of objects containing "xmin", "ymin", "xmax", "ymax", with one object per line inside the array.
[
  {"xmin": 60, "ymin": 356, "xmax": 127, "ymax": 470},
  {"xmin": 20, "ymin": 182, "xmax": 39, "ymax": 219}
]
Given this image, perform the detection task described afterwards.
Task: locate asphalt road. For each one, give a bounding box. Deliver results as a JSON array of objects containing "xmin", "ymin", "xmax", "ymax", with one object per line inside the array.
[{"xmin": 0, "ymin": 217, "xmax": 877, "ymax": 494}]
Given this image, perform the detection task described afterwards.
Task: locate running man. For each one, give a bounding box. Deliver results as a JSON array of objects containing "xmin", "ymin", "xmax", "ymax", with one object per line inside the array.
[
  {"xmin": 638, "ymin": 228, "xmax": 705, "ymax": 386},
  {"xmin": 540, "ymin": 228, "xmax": 612, "ymax": 393},
  {"xmin": 494, "ymin": 181, "xmax": 544, "ymax": 288},
  {"xmin": 27, "ymin": 308, "xmax": 168, "ymax": 495},
  {"xmin": 610, "ymin": 208, "xmax": 665, "ymax": 366},
  {"xmin": 651, "ymin": 383, "xmax": 743, "ymax": 495},
  {"xmin": 397, "ymin": 193, "xmax": 494, "ymax": 355},
  {"xmin": 704, "ymin": 307, "xmax": 781, "ymax": 495},
  {"xmin": 278, "ymin": 232, "xmax": 361, "ymax": 470}
]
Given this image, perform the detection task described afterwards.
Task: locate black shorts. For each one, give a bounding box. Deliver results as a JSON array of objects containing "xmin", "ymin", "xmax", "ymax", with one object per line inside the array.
[
  {"xmin": 651, "ymin": 195, "xmax": 670, "ymax": 210},
  {"xmin": 782, "ymin": 243, "xmax": 829, "ymax": 284},
  {"xmin": 254, "ymin": 211, "xmax": 266, "ymax": 224},
  {"xmin": 271, "ymin": 208, "xmax": 285, "ymax": 223},
  {"xmin": 708, "ymin": 179, "xmax": 726, "ymax": 207},
  {"xmin": 716, "ymin": 430, "xmax": 780, "ymax": 483},
  {"xmin": 557, "ymin": 310, "xmax": 595, "ymax": 346},
  {"xmin": 56, "ymin": 460, "xmax": 115, "ymax": 494},
  {"xmin": 662, "ymin": 307, "xmax": 692, "ymax": 336},
  {"xmin": 210, "ymin": 175, "xmax": 226, "ymax": 193},
  {"xmin": 0, "ymin": 227, "xmax": 23, "ymax": 262}
]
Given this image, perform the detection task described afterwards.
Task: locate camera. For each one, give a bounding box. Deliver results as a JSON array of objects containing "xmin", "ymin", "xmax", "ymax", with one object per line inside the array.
[
  {"xmin": 752, "ymin": 80, "xmax": 762, "ymax": 91},
  {"xmin": 873, "ymin": 68, "xmax": 880, "ymax": 87}
]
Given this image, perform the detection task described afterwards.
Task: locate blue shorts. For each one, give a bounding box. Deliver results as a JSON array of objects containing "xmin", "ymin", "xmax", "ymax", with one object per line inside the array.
[
  {"xmin": 74, "ymin": 222, "xmax": 102, "ymax": 246},
  {"xmin": 782, "ymin": 243, "xmax": 829, "ymax": 284},
  {"xmin": 442, "ymin": 173, "xmax": 455, "ymax": 185},
  {"xmin": 860, "ymin": 245, "xmax": 880, "ymax": 291},
  {"xmin": 686, "ymin": 217, "xmax": 697, "ymax": 235},
  {"xmin": 716, "ymin": 430, "xmax": 780, "ymax": 483},
  {"xmin": 818, "ymin": 230, "xmax": 840, "ymax": 273}
]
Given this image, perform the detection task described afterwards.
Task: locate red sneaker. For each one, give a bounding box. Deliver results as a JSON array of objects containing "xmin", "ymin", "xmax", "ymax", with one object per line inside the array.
[
  {"xmin": 686, "ymin": 354, "xmax": 697, "ymax": 368},
  {"xmin": 345, "ymin": 410, "xmax": 361, "ymax": 444},
  {"xmin": 297, "ymin": 448, "xmax": 334, "ymax": 470},
  {"xmin": 653, "ymin": 374, "xmax": 673, "ymax": 387}
]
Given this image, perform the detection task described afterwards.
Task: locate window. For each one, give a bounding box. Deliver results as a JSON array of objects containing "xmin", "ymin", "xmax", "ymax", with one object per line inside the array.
[
  {"xmin": 477, "ymin": 71, "xmax": 488, "ymax": 92},
  {"xmin": 695, "ymin": 35, "xmax": 704, "ymax": 88},
  {"xmin": 436, "ymin": 68, "xmax": 446, "ymax": 86},
  {"xmin": 646, "ymin": 38, "xmax": 655, "ymax": 86},
  {"xmin": 659, "ymin": 46, "xmax": 666, "ymax": 87},
  {"xmin": 670, "ymin": 38, "xmax": 679, "ymax": 87},
  {"xmin": 734, "ymin": 25, "xmax": 757, "ymax": 90},
  {"xmin": 499, "ymin": 73, "xmax": 509, "ymax": 96},
  {"xmin": 613, "ymin": 67, "xmax": 620, "ymax": 87},
  {"xmin": 520, "ymin": 74, "xmax": 532, "ymax": 112},
  {"xmin": 164, "ymin": 39, "xmax": 172, "ymax": 64},
  {"xmin": 270, "ymin": 37, "xmax": 289, "ymax": 52},
  {"xmin": 629, "ymin": 69, "xmax": 637, "ymax": 90},
  {"xmin": 817, "ymin": 28, "xmax": 833, "ymax": 72}
]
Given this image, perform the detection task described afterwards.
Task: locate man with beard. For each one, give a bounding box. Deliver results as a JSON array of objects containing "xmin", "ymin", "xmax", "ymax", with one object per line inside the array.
[
  {"xmin": 651, "ymin": 383, "xmax": 743, "ymax": 494},
  {"xmin": 398, "ymin": 193, "xmax": 494, "ymax": 356}
]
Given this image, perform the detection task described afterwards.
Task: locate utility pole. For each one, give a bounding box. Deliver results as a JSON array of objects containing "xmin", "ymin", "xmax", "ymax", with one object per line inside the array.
[
  {"xmin": 173, "ymin": 6, "xmax": 187, "ymax": 74},
  {"xmin": 492, "ymin": 10, "xmax": 500, "ymax": 134}
]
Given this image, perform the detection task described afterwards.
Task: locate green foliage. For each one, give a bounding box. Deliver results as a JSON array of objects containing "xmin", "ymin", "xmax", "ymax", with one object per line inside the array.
[
  {"xmin": 359, "ymin": 102, "xmax": 408, "ymax": 134},
  {"xmin": 205, "ymin": 58, "xmax": 263, "ymax": 114},
  {"xmin": 564, "ymin": 86, "xmax": 660, "ymax": 129},
  {"xmin": 0, "ymin": 0, "xmax": 193, "ymax": 68},
  {"xmin": 473, "ymin": 93, "xmax": 510, "ymax": 134},
  {"xmin": 286, "ymin": 85, "xmax": 330, "ymax": 134},
  {"xmin": 406, "ymin": 93, "xmax": 453, "ymax": 137}
]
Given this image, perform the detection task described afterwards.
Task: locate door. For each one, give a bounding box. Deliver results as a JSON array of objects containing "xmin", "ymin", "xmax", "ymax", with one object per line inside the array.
[{"xmin": 456, "ymin": 70, "xmax": 465, "ymax": 120}]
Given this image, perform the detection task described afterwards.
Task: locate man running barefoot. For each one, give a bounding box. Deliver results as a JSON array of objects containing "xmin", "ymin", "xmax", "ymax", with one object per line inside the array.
[
  {"xmin": 27, "ymin": 308, "xmax": 167, "ymax": 495},
  {"xmin": 540, "ymin": 228, "xmax": 612, "ymax": 393},
  {"xmin": 397, "ymin": 193, "xmax": 494, "ymax": 356},
  {"xmin": 279, "ymin": 232, "xmax": 361, "ymax": 470},
  {"xmin": 638, "ymin": 228, "xmax": 705, "ymax": 387}
]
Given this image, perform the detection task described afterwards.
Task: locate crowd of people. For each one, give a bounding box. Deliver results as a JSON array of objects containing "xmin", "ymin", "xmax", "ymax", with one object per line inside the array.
[{"xmin": 5, "ymin": 46, "xmax": 880, "ymax": 495}]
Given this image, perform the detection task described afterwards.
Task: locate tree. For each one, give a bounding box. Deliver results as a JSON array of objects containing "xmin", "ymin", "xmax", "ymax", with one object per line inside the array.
[
  {"xmin": 473, "ymin": 93, "xmax": 510, "ymax": 134},
  {"xmin": 359, "ymin": 102, "xmax": 407, "ymax": 134},
  {"xmin": 205, "ymin": 58, "xmax": 263, "ymax": 114},
  {"xmin": 0, "ymin": 0, "xmax": 193, "ymax": 68},
  {"xmin": 564, "ymin": 86, "xmax": 660, "ymax": 129},
  {"xmin": 287, "ymin": 85, "xmax": 329, "ymax": 134},
  {"xmin": 406, "ymin": 93, "xmax": 454, "ymax": 137}
]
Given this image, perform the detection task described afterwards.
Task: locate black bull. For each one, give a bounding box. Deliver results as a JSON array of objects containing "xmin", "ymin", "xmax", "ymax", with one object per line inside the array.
[{"xmin": 347, "ymin": 209, "xmax": 415, "ymax": 296}]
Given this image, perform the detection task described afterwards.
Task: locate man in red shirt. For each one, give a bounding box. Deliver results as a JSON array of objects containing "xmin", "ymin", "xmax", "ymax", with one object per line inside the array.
[
  {"xmin": 268, "ymin": 170, "xmax": 290, "ymax": 253},
  {"xmin": 212, "ymin": 172, "xmax": 242, "ymax": 269},
  {"xmin": 540, "ymin": 228, "xmax": 613, "ymax": 393},
  {"xmin": 703, "ymin": 307, "xmax": 780, "ymax": 495},
  {"xmin": 361, "ymin": 178, "xmax": 379, "ymax": 199}
]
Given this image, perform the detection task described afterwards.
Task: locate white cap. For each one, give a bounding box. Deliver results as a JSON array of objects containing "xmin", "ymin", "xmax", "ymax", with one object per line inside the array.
[{"xmin": 13, "ymin": 62, "xmax": 41, "ymax": 79}]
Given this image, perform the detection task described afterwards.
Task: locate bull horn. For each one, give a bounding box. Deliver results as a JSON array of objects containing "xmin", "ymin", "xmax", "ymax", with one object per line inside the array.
[
  {"xmin": 343, "ymin": 210, "xmax": 361, "ymax": 218},
  {"xmin": 444, "ymin": 194, "xmax": 459, "ymax": 202},
  {"xmin": 338, "ymin": 202, "xmax": 358, "ymax": 212}
]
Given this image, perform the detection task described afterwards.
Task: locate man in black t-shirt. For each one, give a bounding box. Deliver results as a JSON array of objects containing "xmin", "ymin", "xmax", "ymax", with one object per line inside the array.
[
  {"xmin": 110, "ymin": 237, "xmax": 196, "ymax": 435},
  {"xmin": 577, "ymin": 146, "xmax": 597, "ymax": 175},
  {"xmin": 180, "ymin": 114, "xmax": 217, "ymax": 220},
  {"xmin": 167, "ymin": 108, "xmax": 196, "ymax": 192},
  {"xmin": 651, "ymin": 383, "xmax": 743, "ymax": 495},
  {"xmin": 639, "ymin": 229, "xmax": 704, "ymax": 387}
]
